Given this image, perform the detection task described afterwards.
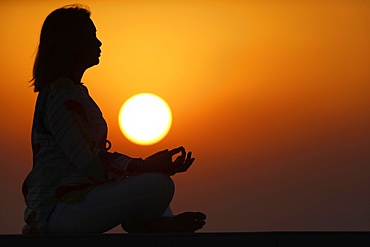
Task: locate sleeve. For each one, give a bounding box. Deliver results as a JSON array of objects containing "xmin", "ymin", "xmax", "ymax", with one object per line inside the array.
[
  {"xmin": 99, "ymin": 151, "xmax": 139, "ymax": 180},
  {"xmin": 45, "ymin": 85, "xmax": 107, "ymax": 184}
]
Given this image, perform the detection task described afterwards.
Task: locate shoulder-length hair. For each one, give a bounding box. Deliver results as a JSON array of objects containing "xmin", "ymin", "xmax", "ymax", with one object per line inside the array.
[{"xmin": 30, "ymin": 4, "xmax": 91, "ymax": 92}]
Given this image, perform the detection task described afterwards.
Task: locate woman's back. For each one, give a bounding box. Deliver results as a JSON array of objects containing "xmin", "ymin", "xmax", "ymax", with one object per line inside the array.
[{"xmin": 23, "ymin": 77, "xmax": 108, "ymax": 233}]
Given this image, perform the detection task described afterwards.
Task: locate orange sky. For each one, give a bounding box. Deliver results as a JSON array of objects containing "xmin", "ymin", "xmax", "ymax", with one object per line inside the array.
[{"xmin": 0, "ymin": 0, "xmax": 370, "ymax": 233}]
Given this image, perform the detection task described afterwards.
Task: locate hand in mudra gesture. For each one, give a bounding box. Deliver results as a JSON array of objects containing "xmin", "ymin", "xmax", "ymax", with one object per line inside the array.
[{"xmin": 143, "ymin": 146, "xmax": 195, "ymax": 175}]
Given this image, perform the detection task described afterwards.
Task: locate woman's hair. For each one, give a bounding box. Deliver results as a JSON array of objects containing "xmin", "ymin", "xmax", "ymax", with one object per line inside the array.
[{"xmin": 30, "ymin": 4, "xmax": 91, "ymax": 92}]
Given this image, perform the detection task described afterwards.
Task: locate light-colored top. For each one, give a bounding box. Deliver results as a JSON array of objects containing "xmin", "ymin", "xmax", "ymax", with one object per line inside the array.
[{"xmin": 22, "ymin": 78, "xmax": 134, "ymax": 234}]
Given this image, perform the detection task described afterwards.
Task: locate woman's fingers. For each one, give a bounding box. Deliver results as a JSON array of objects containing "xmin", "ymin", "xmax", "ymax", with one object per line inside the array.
[
  {"xmin": 170, "ymin": 146, "xmax": 186, "ymax": 164},
  {"xmin": 172, "ymin": 152, "xmax": 195, "ymax": 174},
  {"xmin": 146, "ymin": 147, "xmax": 194, "ymax": 175},
  {"xmin": 169, "ymin": 146, "xmax": 186, "ymax": 158},
  {"xmin": 182, "ymin": 152, "xmax": 195, "ymax": 172},
  {"xmin": 174, "ymin": 155, "xmax": 184, "ymax": 164}
]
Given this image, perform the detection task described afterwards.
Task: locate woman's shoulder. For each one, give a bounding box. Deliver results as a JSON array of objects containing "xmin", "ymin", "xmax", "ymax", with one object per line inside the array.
[{"xmin": 47, "ymin": 77, "xmax": 88, "ymax": 97}]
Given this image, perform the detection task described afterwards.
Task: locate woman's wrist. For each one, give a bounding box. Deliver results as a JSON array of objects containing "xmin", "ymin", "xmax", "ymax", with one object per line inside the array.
[{"xmin": 128, "ymin": 158, "xmax": 144, "ymax": 172}]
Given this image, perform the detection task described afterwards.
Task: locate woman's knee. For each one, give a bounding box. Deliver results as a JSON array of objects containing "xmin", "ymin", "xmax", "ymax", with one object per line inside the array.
[{"xmin": 142, "ymin": 172, "xmax": 175, "ymax": 198}]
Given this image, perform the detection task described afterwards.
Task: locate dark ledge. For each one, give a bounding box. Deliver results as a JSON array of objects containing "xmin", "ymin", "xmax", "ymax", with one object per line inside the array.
[{"xmin": 1, "ymin": 232, "xmax": 370, "ymax": 247}]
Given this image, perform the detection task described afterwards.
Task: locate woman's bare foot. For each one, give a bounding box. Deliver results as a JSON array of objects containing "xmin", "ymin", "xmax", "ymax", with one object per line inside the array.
[{"xmin": 146, "ymin": 212, "xmax": 206, "ymax": 233}]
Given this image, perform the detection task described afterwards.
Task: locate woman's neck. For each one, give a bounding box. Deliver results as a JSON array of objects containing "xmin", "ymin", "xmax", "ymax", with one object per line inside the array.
[{"xmin": 67, "ymin": 66, "xmax": 85, "ymax": 84}]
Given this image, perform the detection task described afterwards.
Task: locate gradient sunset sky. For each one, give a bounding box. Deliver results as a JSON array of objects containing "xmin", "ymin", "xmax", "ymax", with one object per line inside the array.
[{"xmin": 0, "ymin": 0, "xmax": 369, "ymax": 233}]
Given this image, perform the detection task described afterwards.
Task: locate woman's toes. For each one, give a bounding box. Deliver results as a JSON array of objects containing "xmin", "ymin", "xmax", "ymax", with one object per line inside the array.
[
  {"xmin": 194, "ymin": 212, "xmax": 207, "ymax": 220},
  {"xmin": 175, "ymin": 212, "xmax": 206, "ymax": 232},
  {"xmin": 145, "ymin": 211, "xmax": 207, "ymax": 233},
  {"xmin": 176, "ymin": 212, "xmax": 207, "ymax": 221}
]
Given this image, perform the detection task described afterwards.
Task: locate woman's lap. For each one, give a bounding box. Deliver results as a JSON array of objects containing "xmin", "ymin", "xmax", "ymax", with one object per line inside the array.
[{"xmin": 48, "ymin": 172, "xmax": 174, "ymax": 233}]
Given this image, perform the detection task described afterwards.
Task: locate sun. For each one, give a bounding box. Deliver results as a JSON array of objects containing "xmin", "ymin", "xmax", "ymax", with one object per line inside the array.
[{"xmin": 118, "ymin": 93, "xmax": 172, "ymax": 145}]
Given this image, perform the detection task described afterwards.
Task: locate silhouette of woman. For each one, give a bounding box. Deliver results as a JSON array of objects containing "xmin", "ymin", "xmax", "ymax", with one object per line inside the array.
[{"xmin": 22, "ymin": 4, "xmax": 206, "ymax": 234}]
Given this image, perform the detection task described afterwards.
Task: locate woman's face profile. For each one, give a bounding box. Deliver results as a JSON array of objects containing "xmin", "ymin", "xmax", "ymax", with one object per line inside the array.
[{"xmin": 78, "ymin": 18, "xmax": 102, "ymax": 70}]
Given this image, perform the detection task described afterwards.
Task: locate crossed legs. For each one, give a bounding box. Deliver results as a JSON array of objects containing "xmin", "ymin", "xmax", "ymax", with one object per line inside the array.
[{"xmin": 47, "ymin": 173, "xmax": 205, "ymax": 233}]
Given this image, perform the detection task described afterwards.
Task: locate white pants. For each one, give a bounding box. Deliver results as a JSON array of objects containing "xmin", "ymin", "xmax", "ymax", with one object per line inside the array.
[{"xmin": 47, "ymin": 173, "xmax": 174, "ymax": 233}]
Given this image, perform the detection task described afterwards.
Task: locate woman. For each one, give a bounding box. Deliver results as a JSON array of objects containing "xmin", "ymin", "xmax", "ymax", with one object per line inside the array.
[{"xmin": 22, "ymin": 4, "xmax": 206, "ymax": 234}]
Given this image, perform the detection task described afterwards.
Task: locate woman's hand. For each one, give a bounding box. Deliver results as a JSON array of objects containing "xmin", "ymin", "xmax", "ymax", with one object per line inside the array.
[{"xmin": 141, "ymin": 146, "xmax": 195, "ymax": 175}]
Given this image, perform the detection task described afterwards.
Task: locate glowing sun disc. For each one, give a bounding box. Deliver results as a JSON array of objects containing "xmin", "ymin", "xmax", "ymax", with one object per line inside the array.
[{"xmin": 118, "ymin": 93, "xmax": 172, "ymax": 145}]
